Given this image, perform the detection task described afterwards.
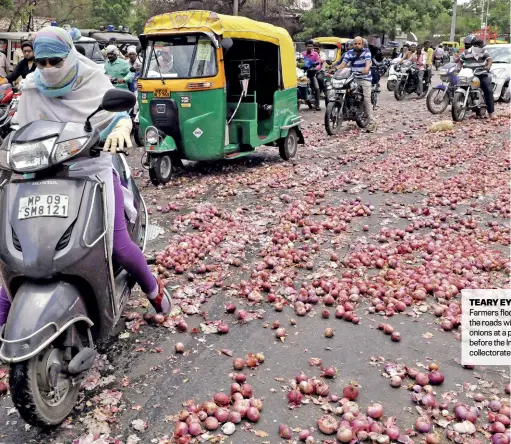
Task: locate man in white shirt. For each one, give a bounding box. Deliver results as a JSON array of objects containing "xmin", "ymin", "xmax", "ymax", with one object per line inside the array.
[{"xmin": 0, "ymin": 51, "xmax": 9, "ymax": 79}]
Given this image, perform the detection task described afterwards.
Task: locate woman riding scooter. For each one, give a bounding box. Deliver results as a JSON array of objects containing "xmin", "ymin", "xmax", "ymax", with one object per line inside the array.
[{"xmin": 0, "ymin": 27, "xmax": 171, "ymax": 325}]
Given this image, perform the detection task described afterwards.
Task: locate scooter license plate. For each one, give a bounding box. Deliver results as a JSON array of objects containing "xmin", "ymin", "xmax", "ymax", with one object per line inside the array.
[
  {"xmin": 18, "ymin": 194, "xmax": 69, "ymax": 220},
  {"xmin": 154, "ymin": 89, "xmax": 170, "ymax": 98}
]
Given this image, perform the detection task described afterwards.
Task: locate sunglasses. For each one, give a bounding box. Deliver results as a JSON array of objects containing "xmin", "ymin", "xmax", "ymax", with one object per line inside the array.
[{"xmin": 35, "ymin": 57, "xmax": 65, "ymax": 68}]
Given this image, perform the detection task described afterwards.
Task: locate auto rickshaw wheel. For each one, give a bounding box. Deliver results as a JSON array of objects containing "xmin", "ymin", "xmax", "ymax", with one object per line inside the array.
[
  {"xmin": 278, "ymin": 128, "xmax": 298, "ymax": 161},
  {"xmin": 149, "ymin": 154, "xmax": 173, "ymax": 186},
  {"xmin": 133, "ymin": 123, "xmax": 143, "ymax": 147}
]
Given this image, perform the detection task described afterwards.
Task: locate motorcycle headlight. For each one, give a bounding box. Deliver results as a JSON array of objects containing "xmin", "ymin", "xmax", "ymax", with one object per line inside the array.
[
  {"xmin": 471, "ymin": 77, "xmax": 481, "ymax": 88},
  {"xmin": 457, "ymin": 76, "xmax": 470, "ymax": 86},
  {"xmin": 52, "ymin": 137, "xmax": 88, "ymax": 164},
  {"xmin": 9, "ymin": 137, "xmax": 57, "ymax": 172},
  {"xmin": 146, "ymin": 129, "xmax": 159, "ymax": 145},
  {"xmin": 332, "ymin": 79, "xmax": 345, "ymax": 88},
  {"xmin": 439, "ymin": 68, "xmax": 447, "ymax": 75}
]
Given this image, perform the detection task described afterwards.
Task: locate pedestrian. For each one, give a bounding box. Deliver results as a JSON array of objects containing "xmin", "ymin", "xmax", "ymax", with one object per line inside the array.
[
  {"xmin": 0, "ymin": 41, "xmax": 36, "ymax": 85},
  {"xmin": 423, "ymin": 40, "xmax": 434, "ymax": 86},
  {"xmin": 416, "ymin": 45, "xmax": 427, "ymax": 97}
]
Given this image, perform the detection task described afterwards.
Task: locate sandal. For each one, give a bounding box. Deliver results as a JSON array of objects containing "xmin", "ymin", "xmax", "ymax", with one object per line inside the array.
[{"xmin": 148, "ymin": 274, "xmax": 172, "ymax": 315}]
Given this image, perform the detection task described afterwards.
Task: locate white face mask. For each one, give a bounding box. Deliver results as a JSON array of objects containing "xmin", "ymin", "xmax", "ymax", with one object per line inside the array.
[
  {"xmin": 472, "ymin": 46, "xmax": 483, "ymax": 55},
  {"xmin": 37, "ymin": 49, "xmax": 77, "ymax": 87}
]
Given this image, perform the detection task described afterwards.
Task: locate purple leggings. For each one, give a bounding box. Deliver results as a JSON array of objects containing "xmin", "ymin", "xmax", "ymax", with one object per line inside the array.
[{"xmin": 0, "ymin": 171, "xmax": 156, "ymax": 325}]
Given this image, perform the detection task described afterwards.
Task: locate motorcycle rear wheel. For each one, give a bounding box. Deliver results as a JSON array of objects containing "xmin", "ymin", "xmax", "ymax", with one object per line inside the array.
[
  {"xmin": 394, "ymin": 82, "xmax": 406, "ymax": 101},
  {"xmin": 10, "ymin": 347, "xmax": 80, "ymax": 427},
  {"xmin": 426, "ymin": 89, "xmax": 450, "ymax": 114},
  {"xmin": 324, "ymin": 101, "xmax": 343, "ymax": 135},
  {"xmin": 387, "ymin": 80, "xmax": 396, "ymax": 91},
  {"xmin": 356, "ymin": 106, "xmax": 370, "ymax": 128},
  {"xmin": 451, "ymin": 93, "xmax": 467, "ymax": 122}
]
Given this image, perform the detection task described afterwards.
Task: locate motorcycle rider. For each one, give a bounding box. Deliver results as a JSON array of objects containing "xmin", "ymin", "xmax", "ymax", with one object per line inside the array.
[
  {"xmin": 416, "ymin": 45, "xmax": 427, "ymax": 97},
  {"xmin": 336, "ymin": 36, "xmax": 376, "ymax": 132},
  {"xmin": 302, "ymin": 40, "xmax": 322, "ymax": 110},
  {"xmin": 341, "ymin": 40, "xmax": 354, "ymax": 63},
  {"xmin": 0, "ymin": 27, "xmax": 171, "ymax": 326},
  {"xmin": 458, "ymin": 36, "xmax": 495, "ymax": 119},
  {"xmin": 434, "ymin": 44, "xmax": 445, "ymax": 69},
  {"xmin": 0, "ymin": 41, "xmax": 36, "ymax": 85},
  {"xmin": 313, "ymin": 41, "xmax": 329, "ymax": 106},
  {"xmin": 104, "ymin": 44, "xmax": 134, "ymax": 90}
]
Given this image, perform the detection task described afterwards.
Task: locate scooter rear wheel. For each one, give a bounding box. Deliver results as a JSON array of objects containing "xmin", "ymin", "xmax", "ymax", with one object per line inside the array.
[{"xmin": 10, "ymin": 347, "xmax": 80, "ymax": 427}]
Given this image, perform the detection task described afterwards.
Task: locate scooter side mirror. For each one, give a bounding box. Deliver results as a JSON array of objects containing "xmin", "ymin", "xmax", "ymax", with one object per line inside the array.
[{"xmin": 101, "ymin": 89, "xmax": 136, "ymax": 113}]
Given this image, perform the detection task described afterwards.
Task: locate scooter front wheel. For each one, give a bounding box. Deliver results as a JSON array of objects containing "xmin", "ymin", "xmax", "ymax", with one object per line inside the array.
[
  {"xmin": 149, "ymin": 154, "xmax": 173, "ymax": 186},
  {"xmin": 10, "ymin": 347, "xmax": 80, "ymax": 427}
]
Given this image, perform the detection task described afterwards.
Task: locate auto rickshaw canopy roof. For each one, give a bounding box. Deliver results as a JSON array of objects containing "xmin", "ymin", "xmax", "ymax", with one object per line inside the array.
[
  {"xmin": 314, "ymin": 37, "xmax": 350, "ymax": 46},
  {"xmin": 143, "ymin": 10, "xmax": 296, "ymax": 88}
]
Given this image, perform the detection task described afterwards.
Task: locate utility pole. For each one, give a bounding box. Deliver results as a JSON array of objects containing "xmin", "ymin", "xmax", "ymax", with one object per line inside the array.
[
  {"xmin": 449, "ymin": 0, "xmax": 457, "ymax": 42},
  {"xmin": 233, "ymin": 0, "xmax": 239, "ymax": 15}
]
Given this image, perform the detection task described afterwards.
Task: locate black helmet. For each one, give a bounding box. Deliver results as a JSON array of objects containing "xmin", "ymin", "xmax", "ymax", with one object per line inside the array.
[{"xmin": 464, "ymin": 35, "xmax": 476, "ymax": 49}]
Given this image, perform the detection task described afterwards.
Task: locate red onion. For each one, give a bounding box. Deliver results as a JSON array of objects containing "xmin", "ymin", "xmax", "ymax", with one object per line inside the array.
[
  {"xmin": 441, "ymin": 319, "xmax": 453, "ymax": 331},
  {"xmin": 391, "ymin": 331, "xmax": 401, "ymax": 342},
  {"xmin": 492, "ymin": 434, "xmax": 510, "ymax": 444},
  {"xmin": 205, "ymin": 416, "xmax": 219, "ymax": 431},
  {"xmin": 500, "ymin": 405, "xmax": 510, "ymax": 418},
  {"xmin": 188, "ymin": 421, "xmax": 203, "ymax": 436},
  {"xmin": 299, "ymin": 380, "xmax": 314, "ymax": 395},
  {"xmin": 321, "ymin": 367, "xmax": 337, "ymax": 378},
  {"xmin": 473, "ymin": 393, "xmax": 485, "ymax": 402},
  {"xmin": 336, "ymin": 426, "xmax": 353, "ymax": 442},
  {"xmin": 233, "ymin": 373, "xmax": 246, "ymax": 383},
  {"xmin": 240, "ymin": 383, "xmax": 253, "ymax": 398},
  {"xmin": 296, "ymin": 371, "xmax": 308, "ymax": 383},
  {"xmin": 287, "ymin": 389, "xmax": 303, "ymax": 406},
  {"xmin": 225, "ymin": 303, "xmax": 236, "ymax": 313},
  {"xmin": 178, "ymin": 410, "xmax": 190, "ymax": 421},
  {"xmin": 366, "ymin": 403, "xmax": 383, "ymax": 419},
  {"xmin": 174, "ymin": 422, "xmax": 189, "ymax": 438},
  {"xmin": 321, "ymin": 310, "xmax": 330, "ymax": 319},
  {"xmin": 415, "ymin": 372, "xmax": 429, "ymax": 386},
  {"xmin": 233, "ymin": 358, "xmax": 245, "ymax": 370},
  {"xmin": 415, "ymin": 416, "xmax": 432, "ymax": 433},
  {"xmin": 203, "ymin": 401, "xmax": 217, "ymax": 416},
  {"xmin": 298, "ymin": 429, "xmax": 310, "ymax": 441},
  {"xmin": 175, "ymin": 342, "xmax": 185, "ymax": 353},
  {"xmin": 455, "ymin": 404, "xmax": 469, "ymax": 420},
  {"xmin": 317, "ymin": 414, "xmax": 339, "ymax": 434},
  {"xmin": 407, "ymin": 367, "xmax": 419, "ymax": 379},
  {"xmin": 215, "ymin": 407, "xmax": 229, "ymax": 423},
  {"xmin": 228, "ymin": 411, "xmax": 241, "ymax": 424},
  {"xmin": 490, "ymin": 400, "xmax": 503, "ymax": 412},
  {"xmin": 279, "ymin": 424, "xmax": 292, "ymax": 439},
  {"xmin": 383, "ymin": 324, "xmax": 394, "ymax": 335},
  {"xmin": 217, "ymin": 322, "xmax": 229, "ymax": 334},
  {"xmin": 177, "ymin": 320, "xmax": 188, "ymax": 331},
  {"xmin": 276, "ymin": 327, "xmax": 286, "ymax": 338},
  {"xmin": 343, "ymin": 384, "xmax": 359, "ymax": 400},
  {"xmin": 426, "ymin": 432, "xmax": 441, "ymax": 444},
  {"xmin": 315, "ymin": 382, "xmax": 329, "ymax": 397},
  {"xmin": 490, "ymin": 422, "xmax": 507, "ymax": 433},
  {"xmin": 422, "ymin": 393, "xmax": 436, "ymax": 408},
  {"xmin": 214, "ymin": 392, "xmax": 229, "ymax": 406},
  {"xmin": 324, "ymin": 327, "xmax": 334, "ymax": 338},
  {"xmin": 231, "ymin": 383, "xmax": 241, "ymax": 394},
  {"xmin": 386, "ymin": 426, "xmax": 400, "ymax": 440},
  {"xmin": 232, "ymin": 399, "xmax": 249, "ymax": 417},
  {"xmin": 324, "ymin": 295, "xmax": 335, "ymax": 306},
  {"xmin": 496, "ymin": 413, "xmax": 510, "ymax": 426},
  {"xmin": 246, "ymin": 406, "xmax": 260, "ymax": 422},
  {"xmin": 428, "ymin": 371, "xmax": 444, "ymax": 385}
]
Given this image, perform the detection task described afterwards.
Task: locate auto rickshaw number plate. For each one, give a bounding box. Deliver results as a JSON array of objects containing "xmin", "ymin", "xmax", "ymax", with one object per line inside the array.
[{"xmin": 154, "ymin": 89, "xmax": 170, "ymax": 98}]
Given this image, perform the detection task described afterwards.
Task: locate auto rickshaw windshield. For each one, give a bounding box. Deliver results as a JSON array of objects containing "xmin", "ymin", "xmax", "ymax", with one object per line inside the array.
[
  {"xmin": 141, "ymin": 34, "xmax": 217, "ymax": 79},
  {"xmin": 321, "ymin": 46, "xmax": 338, "ymax": 62}
]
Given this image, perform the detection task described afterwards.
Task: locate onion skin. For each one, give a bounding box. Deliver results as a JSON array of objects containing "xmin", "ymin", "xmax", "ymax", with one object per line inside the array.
[{"xmin": 317, "ymin": 414, "xmax": 339, "ymax": 434}]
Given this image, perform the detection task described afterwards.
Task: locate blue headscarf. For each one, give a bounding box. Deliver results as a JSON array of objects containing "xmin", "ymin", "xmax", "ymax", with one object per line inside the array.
[{"xmin": 33, "ymin": 27, "xmax": 79, "ymax": 97}]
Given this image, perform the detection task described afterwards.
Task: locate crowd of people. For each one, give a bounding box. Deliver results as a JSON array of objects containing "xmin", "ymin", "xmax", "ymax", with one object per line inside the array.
[{"xmin": 299, "ymin": 33, "xmax": 497, "ymax": 132}]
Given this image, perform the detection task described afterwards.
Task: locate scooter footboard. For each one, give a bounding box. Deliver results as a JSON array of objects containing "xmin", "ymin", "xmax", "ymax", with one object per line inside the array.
[{"xmin": 0, "ymin": 281, "xmax": 92, "ymax": 363}]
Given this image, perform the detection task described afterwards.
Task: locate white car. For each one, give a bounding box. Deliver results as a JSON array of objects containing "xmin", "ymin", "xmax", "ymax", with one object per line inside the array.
[{"xmin": 485, "ymin": 44, "xmax": 511, "ymax": 103}]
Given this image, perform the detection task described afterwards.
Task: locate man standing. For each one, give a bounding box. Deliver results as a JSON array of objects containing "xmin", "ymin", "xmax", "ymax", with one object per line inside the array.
[
  {"xmin": 302, "ymin": 40, "xmax": 322, "ymax": 110},
  {"xmin": 104, "ymin": 45, "xmax": 133, "ymax": 90},
  {"xmin": 0, "ymin": 50, "xmax": 9, "ymax": 80},
  {"xmin": 126, "ymin": 45, "xmax": 142, "ymax": 92},
  {"xmin": 313, "ymin": 41, "xmax": 329, "ymax": 106},
  {"xmin": 0, "ymin": 41, "xmax": 36, "ymax": 85},
  {"xmin": 336, "ymin": 36, "xmax": 375, "ymax": 132},
  {"xmin": 423, "ymin": 40, "xmax": 434, "ymax": 85}
]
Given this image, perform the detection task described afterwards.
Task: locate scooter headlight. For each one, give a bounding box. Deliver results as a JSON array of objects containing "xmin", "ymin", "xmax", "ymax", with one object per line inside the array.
[
  {"xmin": 9, "ymin": 137, "xmax": 57, "ymax": 172},
  {"xmin": 146, "ymin": 129, "xmax": 159, "ymax": 145},
  {"xmin": 52, "ymin": 137, "xmax": 88, "ymax": 163}
]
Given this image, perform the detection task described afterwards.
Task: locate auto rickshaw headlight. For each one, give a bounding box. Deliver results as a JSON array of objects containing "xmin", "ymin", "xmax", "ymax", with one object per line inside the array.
[{"xmin": 146, "ymin": 129, "xmax": 159, "ymax": 145}]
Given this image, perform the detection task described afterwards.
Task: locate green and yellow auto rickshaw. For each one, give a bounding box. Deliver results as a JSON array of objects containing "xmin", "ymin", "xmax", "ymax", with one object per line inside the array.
[{"xmin": 137, "ymin": 10, "xmax": 304, "ymax": 185}]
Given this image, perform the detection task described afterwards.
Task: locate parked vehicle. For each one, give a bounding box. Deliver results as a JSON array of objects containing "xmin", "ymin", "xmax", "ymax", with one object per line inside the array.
[
  {"xmin": 426, "ymin": 62, "xmax": 459, "ymax": 114},
  {"xmin": 451, "ymin": 67, "xmax": 487, "ymax": 122},
  {"xmin": 0, "ymin": 89, "xmax": 143, "ymax": 427},
  {"xmin": 485, "ymin": 44, "xmax": 511, "ymax": 103},
  {"xmin": 137, "ymin": 10, "xmax": 304, "ymax": 185},
  {"xmin": 324, "ymin": 68, "xmax": 378, "ymax": 135},
  {"xmin": 313, "ymin": 37, "xmax": 349, "ymax": 66},
  {"xmin": 378, "ymin": 59, "xmax": 391, "ymax": 76},
  {"xmin": 387, "ymin": 57, "xmax": 401, "ymax": 91},
  {"xmin": 80, "ymin": 29, "xmax": 140, "ymax": 55},
  {"xmin": 394, "ymin": 61, "xmax": 430, "ymax": 100}
]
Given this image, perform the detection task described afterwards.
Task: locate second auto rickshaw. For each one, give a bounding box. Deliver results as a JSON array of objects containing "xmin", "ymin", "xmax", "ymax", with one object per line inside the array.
[{"xmin": 137, "ymin": 10, "xmax": 303, "ymax": 185}]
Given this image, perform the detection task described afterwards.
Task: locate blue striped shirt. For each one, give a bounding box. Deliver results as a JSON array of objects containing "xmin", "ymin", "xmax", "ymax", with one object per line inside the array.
[{"xmin": 341, "ymin": 48, "xmax": 372, "ymax": 81}]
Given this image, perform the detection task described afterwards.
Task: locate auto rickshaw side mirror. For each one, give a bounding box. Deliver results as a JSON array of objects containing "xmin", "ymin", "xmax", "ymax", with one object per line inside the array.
[{"xmin": 221, "ymin": 38, "xmax": 233, "ymax": 53}]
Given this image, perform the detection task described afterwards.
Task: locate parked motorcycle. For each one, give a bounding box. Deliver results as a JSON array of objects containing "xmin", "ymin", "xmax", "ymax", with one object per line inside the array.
[
  {"xmin": 394, "ymin": 61, "xmax": 430, "ymax": 101},
  {"xmin": 324, "ymin": 68, "xmax": 378, "ymax": 135},
  {"xmin": 0, "ymin": 89, "xmax": 146, "ymax": 427},
  {"xmin": 426, "ymin": 62, "xmax": 459, "ymax": 114},
  {"xmin": 386, "ymin": 57, "xmax": 401, "ymax": 91},
  {"xmin": 0, "ymin": 84, "xmax": 14, "ymax": 120},
  {"xmin": 0, "ymin": 81, "xmax": 24, "ymax": 138},
  {"xmin": 451, "ymin": 67, "xmax": 488, "ymax": 122},
  {"xmin": 378, "ymin": 59, "xmax": 391, "ymax": 76},
  {"xmin": 434, "ymin": 54, "xmax": 451, "ymax": 70}
]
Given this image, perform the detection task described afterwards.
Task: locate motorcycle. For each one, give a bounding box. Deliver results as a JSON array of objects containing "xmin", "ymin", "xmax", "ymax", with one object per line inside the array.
[
  {"xmin": 0, "ymin": 84, "xmax": 14, "ymax": 120},
  {"xmin": 394, "ymin": 61, "xmax": 430, "ymax": 101},
  {"xmin": 434, "ymin": 54, "xmax": 450, "ymax": 70},
  {"xmin": 378, "ymin": 59, "xmax": 391, "ymax": 76},
  {"xmin": 324, "ymin": 68, "xmax": 378, "ymax": 135},
  {"xmin": 296, "ymin": 65, "xmax": 320, "ymax": 110},
  {"xmin": 0, "ymin": 81, "xmax": 24, "ymax": 138},
  {"xmin": 0, "ymin": 89, "xmax": 147, "ymax": 427},
  {"xmin": 426, "ymin": 62, "xmax": 459, "ymax": 114},
  {"xmin": 386, "ymin": 57, "xmax": 401, "ymax": 91},
  {"xmin": 451, "ymin": 67, "xmax": 488, "ymax": 122}
]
